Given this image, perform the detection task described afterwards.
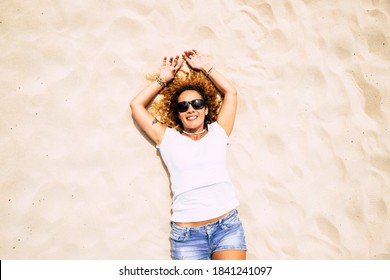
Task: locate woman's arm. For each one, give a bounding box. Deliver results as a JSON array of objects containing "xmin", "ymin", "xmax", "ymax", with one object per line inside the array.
[
  {"xmin": 130, "ymin": 56, "xmax": 184, "ymax": 144},
  {"xmin": 182, "ymin": 50, "xmax": 237, "ymax": 136}
]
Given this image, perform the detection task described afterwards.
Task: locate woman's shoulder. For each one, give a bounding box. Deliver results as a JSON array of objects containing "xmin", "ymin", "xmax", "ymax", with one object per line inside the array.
[
  {"xmin": 209, "ymin": 122, "xmax": 229, "ymax": 140},
  {"xmin": 156, "ymin": 126, "xmax": 180, "ymax": 148},
  {"xmin": 209, "ymin": 121, "xmax": 224, "ymax": 132}
]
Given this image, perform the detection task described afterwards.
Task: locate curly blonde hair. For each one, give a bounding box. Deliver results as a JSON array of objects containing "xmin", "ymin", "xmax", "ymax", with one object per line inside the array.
[{"xmin": 148, "ymin": 66, "xmax": 222, "ymax": 132}]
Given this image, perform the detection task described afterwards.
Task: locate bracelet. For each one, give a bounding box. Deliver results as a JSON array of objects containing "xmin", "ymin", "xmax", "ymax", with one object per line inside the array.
[
  {"xmin": 156, "ymin": 77, "xmax": 166, "ymax": 88},
  {"xmin": 205, "ymin": 66, "xmax": 215, "ymax": 77}
]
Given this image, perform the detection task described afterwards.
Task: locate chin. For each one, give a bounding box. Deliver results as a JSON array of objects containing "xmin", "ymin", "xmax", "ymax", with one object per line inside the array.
[{"xmin": 185, "ymin": 120, "xmax": 203, "ymax": 129}]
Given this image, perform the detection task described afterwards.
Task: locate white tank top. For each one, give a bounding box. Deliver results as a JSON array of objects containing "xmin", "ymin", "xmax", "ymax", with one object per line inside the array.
[{"xmin": 157, "ymin": 122, "xmax": 239, "ymax": 222}]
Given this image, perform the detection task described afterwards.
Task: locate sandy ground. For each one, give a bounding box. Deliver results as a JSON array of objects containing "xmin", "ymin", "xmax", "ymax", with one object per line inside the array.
[{"xmin": 1, "ymin": 0, "xmax": 390, "ymax": 259}]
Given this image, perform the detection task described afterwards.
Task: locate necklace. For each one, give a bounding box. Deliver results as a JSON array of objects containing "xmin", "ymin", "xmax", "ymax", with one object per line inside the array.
[{"xmin": 182, "ymin": 129, "xmax": 206, "ymax": 135}]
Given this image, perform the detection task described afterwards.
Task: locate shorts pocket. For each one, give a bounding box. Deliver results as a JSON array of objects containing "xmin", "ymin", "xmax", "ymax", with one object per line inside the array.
[
  {"xmin": 170, "ymin": 223, "xmax": 189, "ymax": 241},
  {"xmin": 220, "ymin": 211, "xmax": 241, "ymax": 230}
]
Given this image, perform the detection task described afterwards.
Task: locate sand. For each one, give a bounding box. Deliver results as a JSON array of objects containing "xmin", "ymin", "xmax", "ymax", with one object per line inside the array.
[{"xmin": 1, "ymin": 0, "xmax": 389, "ymax": 259}]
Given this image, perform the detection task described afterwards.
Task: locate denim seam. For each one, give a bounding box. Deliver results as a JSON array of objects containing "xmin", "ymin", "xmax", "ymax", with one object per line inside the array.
[{"xmin": 213, "ymin": 245, "xmax": 247, "ymax": 252}]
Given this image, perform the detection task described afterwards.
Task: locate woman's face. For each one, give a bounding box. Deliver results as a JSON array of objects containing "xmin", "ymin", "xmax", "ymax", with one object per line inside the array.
[{"xmin": 177, "ymin": 90, "xmax": 208, "ymax": 132}]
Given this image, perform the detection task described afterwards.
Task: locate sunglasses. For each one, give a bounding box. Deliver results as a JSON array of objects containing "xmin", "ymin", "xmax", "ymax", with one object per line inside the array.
[{"xmin": 176, "ymin": 99, "xmax": 205, "ymax": 112}]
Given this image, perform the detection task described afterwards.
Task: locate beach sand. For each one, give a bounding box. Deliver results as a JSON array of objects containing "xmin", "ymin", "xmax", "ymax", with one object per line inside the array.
[{"xmin": 1, "ymin": 0, "xmax": 389, "ymax": 259}]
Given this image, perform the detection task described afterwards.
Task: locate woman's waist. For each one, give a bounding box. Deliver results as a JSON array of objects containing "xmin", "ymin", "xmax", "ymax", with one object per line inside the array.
[
  {"xmin": 173, "ymin": 210, "xmax": 235, "ymax": 228},
  {"xmin": 170, "ymin": 182, "xmax": 238, "ymax": 223}
]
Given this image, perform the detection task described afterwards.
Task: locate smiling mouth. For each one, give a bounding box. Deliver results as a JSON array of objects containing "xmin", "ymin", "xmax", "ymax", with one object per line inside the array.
[{"xmin": 186, "ymin": 116, "xmax": 198, "ymax": 120}]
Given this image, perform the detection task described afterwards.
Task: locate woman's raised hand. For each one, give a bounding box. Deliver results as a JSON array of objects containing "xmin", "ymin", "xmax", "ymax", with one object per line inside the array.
[
  {"xmin": 159, "ymin": 55, "xmax": 184, "ymax": 83},
  {"xmin": 182, "ymin": 49, "xmax": 210, "ymax": 71}
]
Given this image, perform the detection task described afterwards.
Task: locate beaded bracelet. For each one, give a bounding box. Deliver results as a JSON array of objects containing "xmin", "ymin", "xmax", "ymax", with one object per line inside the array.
[
  {"xmin": 156, "ymin": 77, "xmax": 166, "ymax": 88},
  {"xmin": 205, "ymin": 66, "xmax": 215, "ymax": 77}
]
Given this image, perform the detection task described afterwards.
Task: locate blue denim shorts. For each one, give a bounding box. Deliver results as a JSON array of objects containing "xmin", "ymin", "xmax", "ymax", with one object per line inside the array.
[{"xmin": 170, "ymin": 210, "xmax": 246, "ymax": 260}]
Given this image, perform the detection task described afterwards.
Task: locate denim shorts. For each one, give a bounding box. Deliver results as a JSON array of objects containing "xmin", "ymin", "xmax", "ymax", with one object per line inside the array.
[{"xmin": 170, "ymin": 210, "xmax": 246, "ymax": 260}]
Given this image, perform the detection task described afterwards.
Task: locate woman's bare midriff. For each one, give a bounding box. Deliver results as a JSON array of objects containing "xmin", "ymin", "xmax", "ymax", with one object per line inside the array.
[{"xmin": 174, "ymin": 210, "xmax": 234, "ymax": 228}]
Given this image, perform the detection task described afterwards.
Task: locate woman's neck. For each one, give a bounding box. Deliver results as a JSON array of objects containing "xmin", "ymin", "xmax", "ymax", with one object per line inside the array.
[
  {"xmin": 182, "ymin": 127, "xmax": 208, "ymax": 140},
  {"xmin": 182, "ymin": 128, "xmax": 206, "ymax": 135}
]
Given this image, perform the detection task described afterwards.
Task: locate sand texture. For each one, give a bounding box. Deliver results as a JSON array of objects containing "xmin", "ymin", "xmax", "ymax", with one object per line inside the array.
[{"xmin": 1, "ymin": 0, "xmax": 390, "ymax": 259}]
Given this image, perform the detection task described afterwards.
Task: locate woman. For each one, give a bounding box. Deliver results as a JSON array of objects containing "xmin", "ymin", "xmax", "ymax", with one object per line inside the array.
[{"xmin": 130, "ymin": 49, "xmax": 246, "ymax": 260}]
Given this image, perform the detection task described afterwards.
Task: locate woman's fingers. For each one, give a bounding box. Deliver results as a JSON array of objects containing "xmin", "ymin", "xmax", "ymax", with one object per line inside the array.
[
  {"xmin": 165, "ymin": 50, "xmax": 199, "ymax": 66},
  {"xmin": 163, "ymin": 50, "xmax": 198, "ymax": 69},
  {"xmin": 173, "ymin": 55, "xmax": 180, "ymax": 66},
  {"xmin": 183, "ymin": 49, "xmax": 200, "ymax": 61},
  {"xmin": 175, "ymin": 57, "xmax": 184, "ymax": 70},
  {"xmin": 163, "ymin": 55, "xmax": 183, "ymax": 67},
  {"xmin": 161, "ymin": 55, "xmax": 183, "ymax": 81},
  {"xmin": 183, "ymin": 50, "xmax": 192, "ymax": 57}
]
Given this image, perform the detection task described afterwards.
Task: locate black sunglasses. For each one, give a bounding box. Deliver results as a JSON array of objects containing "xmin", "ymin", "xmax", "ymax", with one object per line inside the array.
[{"xmin": 176, "ymin": 99, "xmax": 205, "ymax": 112}]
